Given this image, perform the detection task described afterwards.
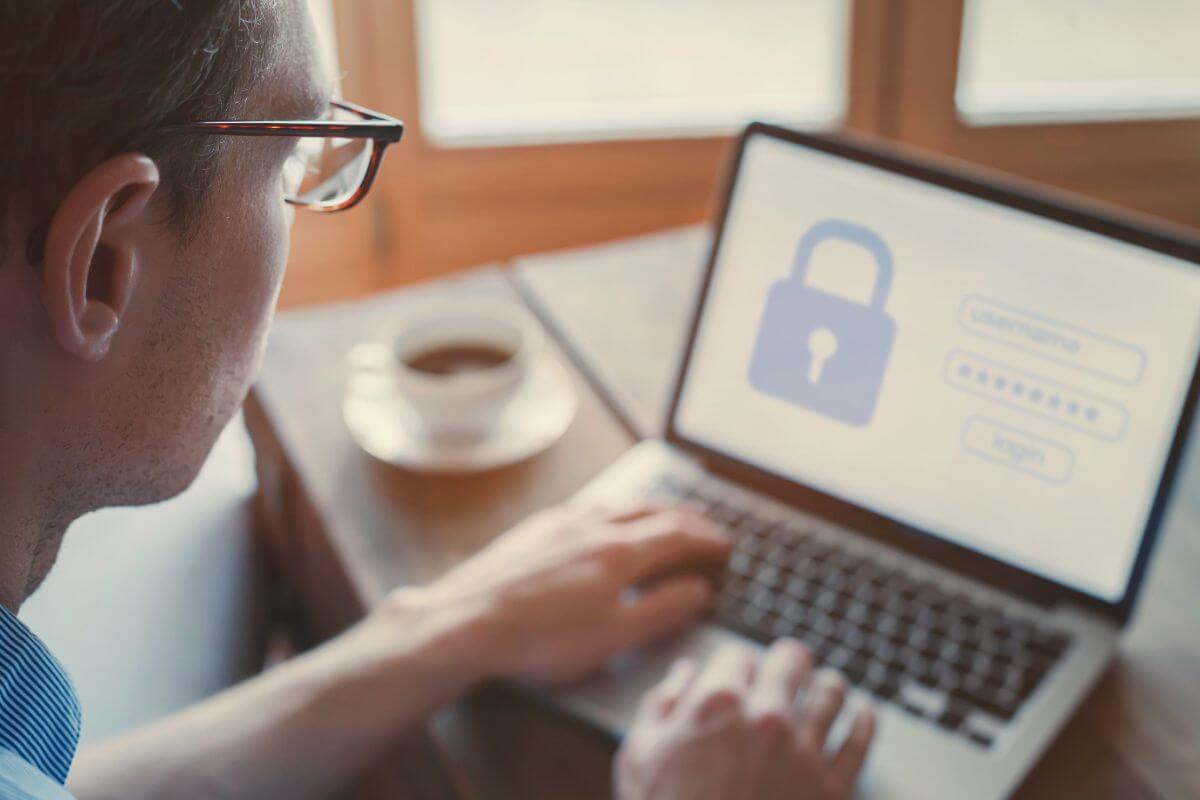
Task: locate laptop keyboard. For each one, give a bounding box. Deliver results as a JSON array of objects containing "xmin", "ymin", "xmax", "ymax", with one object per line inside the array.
[{"xmin": 651, "ymin": 477, "xmax": 1073, "ymax": 750}]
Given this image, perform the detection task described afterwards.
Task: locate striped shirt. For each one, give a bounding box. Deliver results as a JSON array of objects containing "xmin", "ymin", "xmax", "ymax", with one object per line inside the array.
[{"xmin": 0, "ymin": 603, "xmax": 81, "ymax": 790}]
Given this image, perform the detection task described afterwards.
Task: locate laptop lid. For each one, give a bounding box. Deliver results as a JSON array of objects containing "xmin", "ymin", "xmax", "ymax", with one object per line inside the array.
[{"xmin": 667, "ymin": 123, "xmax": 1200, "ymax": 625}]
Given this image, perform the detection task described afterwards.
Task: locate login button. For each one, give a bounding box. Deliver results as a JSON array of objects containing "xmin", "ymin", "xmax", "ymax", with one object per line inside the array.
[{"xmin": 962, "ymin": 418, "xmax": 1073, "ymax": 483}]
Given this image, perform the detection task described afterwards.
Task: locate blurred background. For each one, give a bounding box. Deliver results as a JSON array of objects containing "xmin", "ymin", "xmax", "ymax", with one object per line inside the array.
[{"xmin": 290, "ymin": 0, "xmax": 1200, "ymax": 306}]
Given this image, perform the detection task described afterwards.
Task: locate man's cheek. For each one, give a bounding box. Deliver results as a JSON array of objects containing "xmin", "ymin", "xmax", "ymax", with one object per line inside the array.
[
  {"xmin": 242, "ymin": 207, "xmax": 291, "ymax": 376},
  {"xmin": 242, "ymin": 196, "xmax": 290, "ymax": 308},
  {"xmin": 260, "ymin": 193, "xmax": 292, "ymax": 299}
]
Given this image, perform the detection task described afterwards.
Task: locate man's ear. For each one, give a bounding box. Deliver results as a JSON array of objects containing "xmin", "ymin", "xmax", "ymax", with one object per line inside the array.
[{"xmin": 42, "ymin": 153, "xmax": 160, "ymax": 363}]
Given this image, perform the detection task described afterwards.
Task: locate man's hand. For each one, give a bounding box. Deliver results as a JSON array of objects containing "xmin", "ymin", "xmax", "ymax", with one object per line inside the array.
[
  {"xmin": 615, "ymin": 640, "xmax": 877, "ymax": 800},
  {"xmin": 388, "ymin": 502, "xmax": 731, "ymax": 686},
  {"xmin": 68, "ymin": 502, "xmax": 729, "ymax": 800}
]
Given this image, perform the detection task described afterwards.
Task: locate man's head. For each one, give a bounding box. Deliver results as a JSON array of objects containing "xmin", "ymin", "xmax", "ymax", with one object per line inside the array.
[{"xmin": 0, "ymin": 1, "xmax": 329, "ymax": 536}]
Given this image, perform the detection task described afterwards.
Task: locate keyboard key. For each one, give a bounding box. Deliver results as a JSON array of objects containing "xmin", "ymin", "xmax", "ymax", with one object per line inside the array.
[
  {"xmin": 938, "ymin": 701, "xmax": 970, "ymax": 732},
  {"xmin": 899, "ymin": 683, "xmax": 944, "ymax": 719},
  {"xmin": 851, "ymin": 582, "xmax": 880, "ymax": 605},
  {"xmin": 866, "ymin": 636, "xmax": 900, "ymax": 669},
  {"xmin": 735, "ymin": 534, "xmax": 765, "ymax": 556},
  {"xmin": 967, "ymin": 730, "xmax": 994, "ymax": 749},
  {"xmin": 932, "ymin": 667, "xmax": 964, "ymax": 699},
  {"xmin": 809, "ymin": 612, "xmax": 838, "ymax": 639},
  {"xmin": 806, "ymin": 543, "xmax": 833, "ymax": 563},
  {"xmin": 790, "ymin": 559, "xmax": 822, "ymax": 582},
  {"xmin": 778, "ymin": 599, "xmax": 806, "ymax": 623},
  {"xmin": 740, "ymin": 605, "xmax": 769, "ymax": 629},
  {"xmin": 783, "ymin": 576, "xmax": 815, "ymax": 600},
  {"xmin": 862, "ymin": 660, "xmax": 890, "ymax": 686},
  {"xmin": 957, "ymin": 677, "xmax": 1020, "ymax": 721},
  {"xmin": 875, "ymin": 612, "xmax": 902, "ymax": 637},
  {"xmin": 748, "ymin": 585, "xmax": 775, "ymax": 612},
  {"xmin": 728, "ymin": 552, "xmax": 755, "ymax": 576},
  {"xmin": 771, "ymin": 615, "xmax": 797, "ymax": 638},
  {"xmin": 835, "ymin": 622, "xmax": 868, "ymax": 652},
  {"xmin": 843, "ymin": 658, "xmax": 869, "ymax": 685},
  {"xmin": 1031, "ymin": 628, "xmax": 1072, "ymax": 658},
  {"xmin": 872, "ymin": 681, "xmax": 901, "ymax": 702},
  {"xmin": 980, "ymin": 658, "xmax": 1009, "ymax": 687},
  {"xmin": 1016, "ymin": 658, "xmax": 1053, "ymax": 696},
  {"xmin": 844, "ymin": 600, "xmax": 871, "ymax": 625},
  {"xmin": 899, "ymin": 647, "xmax": 929, "ymax": 672},
  {"xmin": 808, "ymin": 636, "xmax": 836, "ymax": 661},
  {"xmin": 820, "ymin": 569, "xmax": 850, "ymax": 592},
  {"xmin": 939, "ymin": 641, "xmax": 973, "ymax": 673},
  {"xmin": 754, "ymin": 564, "xmax": 782, "ymax": 587},
  {"xmin": 917, "ymin": 637, "xmax": 943, "ymax": 662},
  {"xmin": 762, "ymin": 545, "xmax": 792, "ymax": 566},
  {"xmin": 1007, "ymin": 619, "xmax": 1038, "ymax": 642}
]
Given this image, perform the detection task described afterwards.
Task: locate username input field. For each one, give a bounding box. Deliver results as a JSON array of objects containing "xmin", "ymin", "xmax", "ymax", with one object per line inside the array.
[{"xmin": 959, "ymin": 296, "xmax": 1146, "ymax": 385}]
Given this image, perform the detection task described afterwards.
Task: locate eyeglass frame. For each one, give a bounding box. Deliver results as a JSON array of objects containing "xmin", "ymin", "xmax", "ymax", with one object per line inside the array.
[
  {"xmin": 159, "ymin": 99, "xmax": 405, "ymax": 213},
  {"xmin": 25, "ymin": 99, "xmax": 404, "ymax": 265}
]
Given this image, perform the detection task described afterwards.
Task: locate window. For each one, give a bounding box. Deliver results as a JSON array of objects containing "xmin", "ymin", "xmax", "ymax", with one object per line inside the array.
[
  {"xmin": 414, "ymin": 0, "xmax": 849, "ymax": 145},
  {"xmin": 284, "ymin": 0, "xmax": 1198, "ymax": 308},
  {"xmin": 957, "ymin": 0, "xmax": 1200, "ymax": 125}
]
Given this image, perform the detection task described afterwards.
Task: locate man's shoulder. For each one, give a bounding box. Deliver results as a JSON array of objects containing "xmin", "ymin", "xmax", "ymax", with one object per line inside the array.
[{"xmin": 0, "ymin": 750, "xmax": 75, "ymax": 800}]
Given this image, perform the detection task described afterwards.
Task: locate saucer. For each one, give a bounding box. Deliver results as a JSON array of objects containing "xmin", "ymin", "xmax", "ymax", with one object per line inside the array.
[{"xmin": 342, "ymin": 344, "xmax": 578, "ymax": 474}]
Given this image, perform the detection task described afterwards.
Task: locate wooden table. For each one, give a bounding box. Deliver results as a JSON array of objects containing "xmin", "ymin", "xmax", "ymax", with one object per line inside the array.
[{"xmin": 247, "ymin": 227, "xmax": 1200, "ymax": 799}]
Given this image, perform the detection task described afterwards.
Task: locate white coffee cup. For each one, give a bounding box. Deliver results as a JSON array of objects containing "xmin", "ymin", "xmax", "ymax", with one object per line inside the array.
[{"xmin": 379, "ymin": 306, "xmax": 540, "ymax": 439}]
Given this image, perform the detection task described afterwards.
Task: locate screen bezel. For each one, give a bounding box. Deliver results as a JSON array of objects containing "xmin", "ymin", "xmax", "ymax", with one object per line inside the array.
[{"xmin": 665, "ymin": 122, "xmax": 1200, "ymax": 625}]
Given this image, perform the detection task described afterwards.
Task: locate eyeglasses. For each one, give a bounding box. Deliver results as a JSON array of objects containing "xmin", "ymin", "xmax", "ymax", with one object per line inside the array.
[
  {"xmin": 161, "ymin": 99, "xmax": 404, "ymax": 212},
  {"xmin": 26, "ymin": 100, "xmax": 403, "ymax": 265}
]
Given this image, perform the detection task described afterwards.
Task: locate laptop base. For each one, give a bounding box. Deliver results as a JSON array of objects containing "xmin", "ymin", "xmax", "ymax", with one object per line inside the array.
[{"xmin": 542, "ymin": 440, "xmax": 1116, "ymax": 800}]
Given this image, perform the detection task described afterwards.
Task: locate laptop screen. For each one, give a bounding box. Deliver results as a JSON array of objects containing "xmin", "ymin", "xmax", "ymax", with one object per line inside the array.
[{"xmin": 674, "ymin": 131, "xmax": 1200, "ymax": 603}]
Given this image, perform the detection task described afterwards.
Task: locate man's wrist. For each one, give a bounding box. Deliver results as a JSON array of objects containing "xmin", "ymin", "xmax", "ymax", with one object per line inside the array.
[{"xmin": 347, "ymin": 583, "xmax": 506, "ymax": 704}]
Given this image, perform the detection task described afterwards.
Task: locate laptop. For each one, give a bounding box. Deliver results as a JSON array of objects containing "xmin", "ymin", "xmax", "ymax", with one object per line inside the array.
[{"xmin": 543, "ymin": 123, "xmax": 1200, "ymax": 798}]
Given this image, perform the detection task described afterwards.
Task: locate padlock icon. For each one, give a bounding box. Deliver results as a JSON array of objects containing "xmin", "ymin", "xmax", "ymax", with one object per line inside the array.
[{"xmin": 748, "ymin": 219, "xmax": 896, "ymax": 427}]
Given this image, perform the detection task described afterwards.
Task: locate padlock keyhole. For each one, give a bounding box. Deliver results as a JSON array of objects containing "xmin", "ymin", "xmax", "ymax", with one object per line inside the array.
[{"xmin": 806, "ymin": 327, "xmax": 839, "ymax": 383}]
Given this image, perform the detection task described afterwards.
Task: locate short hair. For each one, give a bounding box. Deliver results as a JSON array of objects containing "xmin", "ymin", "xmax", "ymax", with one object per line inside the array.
[{"xmin": 0, "ymin": 1, "xmax": 276, "ymax": 263}]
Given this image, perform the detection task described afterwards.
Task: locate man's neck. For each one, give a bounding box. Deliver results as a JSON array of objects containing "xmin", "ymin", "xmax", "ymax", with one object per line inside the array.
[{"xmin": 0, "ymin": 463, "xmax": 71, "ymax": 613}]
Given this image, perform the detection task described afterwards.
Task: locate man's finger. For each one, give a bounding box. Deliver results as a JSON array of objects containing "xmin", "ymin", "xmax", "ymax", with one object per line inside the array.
[
  {"xmin": 638, "ymin": 657, "xmax": 698, "ymax": 721},
  {"xmin": 828, "ymin": 705, "xmax": 876, "ymax": 791},
  {"xmin": 617, "ymin": 577, "xmax": 712, "ymax": 652},
  {"xmin": 618, "ymin": 510, "xmax": 730, "ymax": 582},
  {"xmin": 584, "ymin": 501, "xmax": 669, "ymax": 524},
  {"xmin": 798, "ymin": 669, "xmax": 847, "ymax": 752},
  {"xmin": 749, "ymin": 639, "xmax": 814, "ymax": 713},
  {"xmin": 679, "ymin": 642, "xmax": 757, "ymax": 723}
]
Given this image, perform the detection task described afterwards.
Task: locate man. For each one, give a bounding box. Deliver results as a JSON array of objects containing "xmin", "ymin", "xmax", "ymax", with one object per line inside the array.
[{"xmin": 0, "ymin": 2, "xmax": 876, "ymax": 797}]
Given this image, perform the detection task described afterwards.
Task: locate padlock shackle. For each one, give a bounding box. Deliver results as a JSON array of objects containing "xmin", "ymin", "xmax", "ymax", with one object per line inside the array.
[{"xmin": 790, "ymin": 219, "xmax": 894, "ymax": 311}]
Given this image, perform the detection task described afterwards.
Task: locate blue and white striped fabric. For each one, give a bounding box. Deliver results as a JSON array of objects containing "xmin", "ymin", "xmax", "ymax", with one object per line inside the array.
[
  {"xmin": 0, "ymin": 750, "xmax": 75, "ymax": 800},
  {"xmin": 0, "ymin": 603, "xmax": 81, "ymax": 787}
]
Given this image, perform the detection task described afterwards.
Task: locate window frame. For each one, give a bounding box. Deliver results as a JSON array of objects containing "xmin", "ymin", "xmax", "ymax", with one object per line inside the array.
[
  {"xmin": 309, "ymin": 0, "xmax": 897, "ymax": 291},
  {"xmin": 891, "ymin": 1, "xmax": 1200, "ymax": 228}
]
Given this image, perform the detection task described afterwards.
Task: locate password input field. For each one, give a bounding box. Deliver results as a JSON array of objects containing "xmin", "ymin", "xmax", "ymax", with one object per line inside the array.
[
  {"xmin": 943, "ymin": 351, "xmax": 1129, "ymax": 441},
  {"xmin": 959, "ymin": 296, "xmax": 1146, "ymax": 385}
]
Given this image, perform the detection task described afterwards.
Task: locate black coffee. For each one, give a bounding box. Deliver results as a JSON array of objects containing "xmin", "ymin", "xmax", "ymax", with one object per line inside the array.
[{"xmin": 404, "ymin": 344, "xmax": 514, "ymax": 376}]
